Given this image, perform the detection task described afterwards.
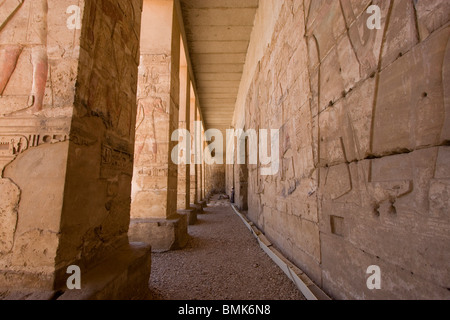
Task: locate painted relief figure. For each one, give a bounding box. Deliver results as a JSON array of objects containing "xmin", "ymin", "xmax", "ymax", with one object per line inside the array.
[{"xmin": 0, "ymin": 0, "xmax": 48, "ymax": 113}]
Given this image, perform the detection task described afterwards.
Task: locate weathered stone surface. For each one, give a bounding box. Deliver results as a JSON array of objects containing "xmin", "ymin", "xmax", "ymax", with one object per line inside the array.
[
  {"xmin": 0, "ymin": 0, "xmax": 448, "ymax": 300},
  {"xmin": 178, "ymin": 208, "xmax": 197, "ymax": 226},
  {"xmin": 129, "ymin": 214, "xmax": 188, "ymax": 252},
  {"xmin": 190, "ymin": 203, "xmax": 203, "ymax": 215},
  {"xmin": 205, "ymin": 163, "xmax": 225, "ymax": 196},
  {"xmin": 373, "ymin": 27, "xmax": 449, "ymax": 155},
  {"xmin": 228, "ymin": 0, "xmax": 450, "ymax": 300},
  {"xmin": 198, "ymin": 200, "xmax": 207, "ymax": 209},
  {"xmin": 0, "ymin": 179, "xmax": 19, "ymax": 255},
  {"xmin": 58, "ymin": 243, "xmax": 151, "ymax": 300},
  {"xmin": 0, "ymin": 0, "xmax": 146, "ymax": 292}
]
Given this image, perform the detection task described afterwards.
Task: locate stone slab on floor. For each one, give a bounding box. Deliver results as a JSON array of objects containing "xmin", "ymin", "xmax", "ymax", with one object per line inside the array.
[{"xmin": 129, "ymin": 214, "xmax": 188, "ymax": 252}]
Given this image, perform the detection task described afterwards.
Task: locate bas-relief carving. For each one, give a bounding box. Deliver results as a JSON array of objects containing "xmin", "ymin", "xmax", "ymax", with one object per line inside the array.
[
  {"xmin": 100, "ymin": 144, "xmax": 133, "ymax": 179},
  {"xmin": 134, "ymin": 57, "xmax": 170, "ymax": 166},
  {"xmin": 0, "ymin": 0, "xmax": 48, "ymax": 115},
  {"xmin": 0, "ymin": 0, "xmax": 24, "ymax": 31},
  {"xmin": 134, "ymin": 96, "xmax": 167, "ymax": 165},
  {"xmin": 0, "ymin": 129, "xmax": 68, "ymax": 171},
  {"xmin": 107, "ymin": 1, "xmax": 138, "ymax": 138}
]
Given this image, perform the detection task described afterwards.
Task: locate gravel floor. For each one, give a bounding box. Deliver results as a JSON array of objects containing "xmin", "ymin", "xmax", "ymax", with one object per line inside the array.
[{"xmin": 148, "ymin": 196, "xmax": 305, "ymax": 300}]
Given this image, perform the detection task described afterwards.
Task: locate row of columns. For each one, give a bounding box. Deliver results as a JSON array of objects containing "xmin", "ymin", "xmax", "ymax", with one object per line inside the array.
[
  {"xmin": 129, "ymin": 0, "xmax": 209, "ymax": 252},
  {"xmin": 0, "ymin": 0, "xmax": 152, "ymax": 297},
  {"xmin": 0, "ymin": 0, "xmax": 209, "ymax": 296}
]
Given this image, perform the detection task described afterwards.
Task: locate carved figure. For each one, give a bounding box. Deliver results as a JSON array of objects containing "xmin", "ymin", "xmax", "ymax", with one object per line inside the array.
[{"xmin": 0, "ymin": 0, "xmax": 48, "ymax": 113}]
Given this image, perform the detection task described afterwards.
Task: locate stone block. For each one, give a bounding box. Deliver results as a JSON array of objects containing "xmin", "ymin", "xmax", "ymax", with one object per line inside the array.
[
  {"xmin": 190, "ymin": 203, "xmax": 203, "ymax": 214},
  {"xmin": 177, "ymin": 208, "xmax": 197, "ymax": 226},
  {"xmin": 321, "ymin": 233, "xmax": 450, "ymax": 300},
  {"xmin": 129, "ymin": 214, "xmax": 188, "ymax": 252},
  {"xmin": 58, "ymin": 243, "xmax": 151, "ymax": 300},
  {"xmin": 381, "ymin": 0, "xmax": 419, "ymax": 69},
  {"xmin": 373, "ymin": 27, "xmax": 449, "ymax": 155}
]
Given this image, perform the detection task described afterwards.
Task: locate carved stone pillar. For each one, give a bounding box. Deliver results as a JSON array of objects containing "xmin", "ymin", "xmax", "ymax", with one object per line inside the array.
[
  {"xmin": 0, "ymin": 0, "xmax": 150, "ymax": 299},
  {"xmin": 195, "ymin": 109, "xmax": 205, "ymax": 209},
  {"xmin": 129, "ymin": 0, "xmax": 188, "ymax": 252},
  {"xmin": 176, "ymin": 62, "xmax": 197, "ymax": 225},
  {"xmin": 189, "ymin": 94, "xmax": 202, "ymax": 214},
  {"xmin": 198, "ymin": 123, "xmax": 207, "ymax": 209}
]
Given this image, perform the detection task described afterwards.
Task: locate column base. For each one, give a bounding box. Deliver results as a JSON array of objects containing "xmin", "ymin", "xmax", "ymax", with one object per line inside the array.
[
  {"xmin": 199, "ymin": 200, "xmax": 207, "ymax": 209},
  {"xmin": 177, "ymin": 208, "xmax": 197, "ymax": 225},
  {"xmin": 190, "ymin": 203, "xmax": 204, "ymax": 214},
  {"xmin": 129, "ymin": 214, "xmax": 188, "ymax": 252},
  {"xmin": 0, "ymin": 243, "xmax": 151, "ymax": 300}
]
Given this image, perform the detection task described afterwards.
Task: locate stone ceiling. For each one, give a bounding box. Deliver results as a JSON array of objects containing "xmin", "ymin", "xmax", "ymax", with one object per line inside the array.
[{"xmin": 180, "ymin": 0, "xmax": 259, "ymax": 133}]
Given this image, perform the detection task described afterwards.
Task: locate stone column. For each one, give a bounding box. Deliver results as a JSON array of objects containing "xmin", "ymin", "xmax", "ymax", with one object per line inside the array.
[
  {"xmin": 0, "ymin": 0, "xmax": 151, "ymax": 298},
  {"xmin": 198, "ymin": 123, "xmax": 208, "ymax": 209},
  {"xmin": 196, "ymin": 110, "xmax": 204, "ymax": 208},
  {"xmin": 203, "ymin": 137, "xmax": 207, "ymax": 200},
  {"xmin": 176, "ymin": 62, "xmax": 189, "ymax": 210},
  {"xmin": 129, "ymin": 0, "xmax": 188, "ymax": 252},
  {"xmin": 189, "ymin": 93, "xmax": 202, "ymax": 214},
  {"xmin": 176, "ymin": 60, "xmax": 197, "ymax": 225}
]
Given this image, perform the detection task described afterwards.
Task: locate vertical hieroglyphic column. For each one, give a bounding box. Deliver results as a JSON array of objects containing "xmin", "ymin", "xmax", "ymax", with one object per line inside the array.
[
  {"xmin": 0, "ymin": 0, "xmax": 150, "ymax": 294},
  {"xmin": 130, "ymin": 0, "xmax": 188, "ymax": 252}
]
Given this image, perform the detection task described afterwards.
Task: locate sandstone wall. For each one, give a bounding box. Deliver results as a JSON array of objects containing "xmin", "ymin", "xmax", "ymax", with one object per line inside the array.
[
  {"xmin": 229, "ymin": 0, "xmax": 450, "ymax": 299},
  {"xmin": 0, "ymin": 0, "xmax": 143, "ymax": 289},
  {"xmin": 0, "ymin": 0, "xmax": 82, "ymax": 288},
  {"xmin": 206, "ymin": 163, "xmax": 226, "ymax": 196}
]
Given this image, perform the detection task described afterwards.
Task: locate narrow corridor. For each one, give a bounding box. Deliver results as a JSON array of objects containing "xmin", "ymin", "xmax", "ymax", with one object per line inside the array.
[{"xmin": 148, "ymin": 196, "xmax": 305, "ymax": 300}]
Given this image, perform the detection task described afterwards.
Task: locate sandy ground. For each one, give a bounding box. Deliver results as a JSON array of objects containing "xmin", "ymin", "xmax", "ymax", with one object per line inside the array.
[{"xmin": 148, "ymin": 196, "xmax": 305, "ymax": 300}]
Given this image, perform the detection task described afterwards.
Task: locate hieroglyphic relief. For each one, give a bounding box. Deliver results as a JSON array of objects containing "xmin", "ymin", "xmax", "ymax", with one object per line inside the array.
[
  {"xmin": 100, "ymin": 144, "xmax": 133, "ymax": 179},
  {"xmin": 0, "ymin": 0, "xmax": 48, "ymax": 114},
  {"xmin": 80, "ymin": 0, "xmax": 140, "ymax": 139},
  {"xmin": 236, "ymin": 0, "xmax": 450, "ymax": 299},
  {"xmin": 134, "ymin": 96, "xmax": 167, "ymax": 164},
  {"xmin": 0, "ymin": 115, "xmax": 69, "ymax": 171},
  {"xmin": 0, "ymin": 131, "xmax": 68, "ymax": 171},
  {"xmin": 134, "ymin": 54, "xmax": 170, "ymax": 166},
  {"xmin": 0, "ymin": 0, "xmax": 24, "ymax": 31}
]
